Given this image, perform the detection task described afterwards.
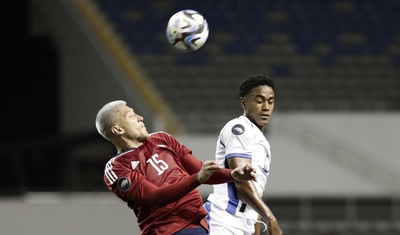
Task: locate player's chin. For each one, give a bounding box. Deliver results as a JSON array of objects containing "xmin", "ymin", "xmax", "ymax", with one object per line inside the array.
[
  {"xmin": 258, "ymin": 118, "xmax": 270, "ymax": 126},
  {"xmin": 139, "ymin": 132, "xmax": 149, "ymax": 141}
]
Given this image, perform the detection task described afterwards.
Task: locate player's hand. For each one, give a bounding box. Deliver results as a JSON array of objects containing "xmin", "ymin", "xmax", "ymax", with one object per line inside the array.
[
  {"xmin": 197, "ymin": 160, "xmax": 222, "ymax": 183},
  {"xmin": 231, "ymin": 163, "xmax": 257, "ymax": 182},
  {"xmin": 267, "ymin": 217, "xmax": 283, "ymax": 235}
]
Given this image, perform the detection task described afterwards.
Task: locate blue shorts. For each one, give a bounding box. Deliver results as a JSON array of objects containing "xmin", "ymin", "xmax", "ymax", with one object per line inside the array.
[{"xmin": 173, "ymin": 227, "xmax": 208, "ymax": 235}]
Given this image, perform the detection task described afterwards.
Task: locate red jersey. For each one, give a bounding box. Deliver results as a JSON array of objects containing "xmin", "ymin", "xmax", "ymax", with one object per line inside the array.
[{"xmin": 104, "ymin": 132, "xmax": 211, "ymax": 235}]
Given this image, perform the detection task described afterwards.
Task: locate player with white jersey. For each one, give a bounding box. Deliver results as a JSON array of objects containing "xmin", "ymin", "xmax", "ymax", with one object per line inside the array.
[
  {"xmin": 205, "ymin": 75, "xmax": 283, "ymax": 235},
  {"xmin": 207, "ymin": 116, "xmax": 271, "ymax": 222}
]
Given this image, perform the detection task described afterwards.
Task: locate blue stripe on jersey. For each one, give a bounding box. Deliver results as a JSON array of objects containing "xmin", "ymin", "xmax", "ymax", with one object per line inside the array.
[
  {"xmin": 226, "ymin": 153, "xmax": 252, "ymax": 159},
  {"xmin": 225, "ymin": 181, "xmax": 239, "ymax": 214},
  {"xmin": 223, "ymin": 153, "xmax": 252, "ymax": 214},
  {"xmin": 203, "ymin": 201, "xmax": 211, "ymax": 225}
]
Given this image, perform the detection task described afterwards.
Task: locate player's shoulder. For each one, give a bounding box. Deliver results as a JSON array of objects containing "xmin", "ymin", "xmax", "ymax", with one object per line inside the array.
[
  {"xmin": 106, "ymin": 148, "xmax": 136, "ymax": 166},
  {"xmin": 148, "ymin": 131, "xmax": 172, "ymax": 142},
  {"xmin": 222, "ymin": 116, "xmax": 241, "ymax": 129},
  {"xmin": 148, "ymin": 131, "xmax": 170, "ymax": 139},
  {"xmin": 221, "ymin": 115, "xmax": 252, "ymax": 135},
  {"xmin": 147, "ymin": 131, "xmax": 178, "ymax": 146},
  {"xmin": 224, "ymin": 115, "xmax": 250, "ymax": 127}
]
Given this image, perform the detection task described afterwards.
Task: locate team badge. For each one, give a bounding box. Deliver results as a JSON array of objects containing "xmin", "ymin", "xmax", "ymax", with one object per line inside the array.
[
  {"xmin": 231, "ymin": 124, "xmax": 245, "ymax": 135},
  {"xmin": 117, "ymin": 177, "xmax": 131, "ymax": 191}
]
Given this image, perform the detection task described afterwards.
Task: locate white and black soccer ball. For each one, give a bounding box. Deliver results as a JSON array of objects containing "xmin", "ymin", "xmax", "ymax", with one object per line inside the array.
[{"xmin": 166, "ymin": 9, "xmax": 209, "ymax": 51}]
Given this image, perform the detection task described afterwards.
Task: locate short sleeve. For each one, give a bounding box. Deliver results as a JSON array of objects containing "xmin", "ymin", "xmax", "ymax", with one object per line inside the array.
[{"xmin": 221, "ymin": 122, "xmax": 253, "ymax": 160}]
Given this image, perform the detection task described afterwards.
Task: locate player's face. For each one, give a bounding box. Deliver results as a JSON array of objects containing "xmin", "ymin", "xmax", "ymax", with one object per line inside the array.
[
  {"xmin": 241, "ymin": 85, "xmax": 275, "ymax": 131},
  {"xmin": 114, "ymin": 105, "xmax": 149, "ymax": 142}
]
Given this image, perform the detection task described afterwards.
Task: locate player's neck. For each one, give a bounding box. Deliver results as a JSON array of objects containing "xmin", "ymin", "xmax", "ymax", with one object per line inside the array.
[
  {"xmin": 244, "ymin": 115, "xmax": 266, "ymax": 132},
  {"xmin": 115, "ymin": 138, "xmax": 144, "ymax": 153}
]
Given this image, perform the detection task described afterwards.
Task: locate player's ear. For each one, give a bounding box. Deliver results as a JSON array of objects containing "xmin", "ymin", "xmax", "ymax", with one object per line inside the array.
[
  {"xmin": 240, "ymin": 97, "xmax": 246, "ymax": 108},
  {"xmin": 111, "ymin": 125, "xmax": 124, "ymax": 135}
]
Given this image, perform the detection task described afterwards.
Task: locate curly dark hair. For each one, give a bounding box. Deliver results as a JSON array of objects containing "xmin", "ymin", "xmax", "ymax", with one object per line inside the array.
[{"xmin": 239, "ymin": 74, "xmax": 275, "ymax": 98}]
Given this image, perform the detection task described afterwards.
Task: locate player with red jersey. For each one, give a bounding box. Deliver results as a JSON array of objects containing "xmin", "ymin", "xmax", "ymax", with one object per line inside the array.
[{"xmin": 96, "ymin": 100, "xmax": 256, "ymax": 235}]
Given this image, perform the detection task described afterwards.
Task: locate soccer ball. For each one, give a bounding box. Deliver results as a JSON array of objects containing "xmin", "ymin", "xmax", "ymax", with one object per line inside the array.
[{"xmin": 166, "ymin": 9, "xmax": 209, "ymax": 51}]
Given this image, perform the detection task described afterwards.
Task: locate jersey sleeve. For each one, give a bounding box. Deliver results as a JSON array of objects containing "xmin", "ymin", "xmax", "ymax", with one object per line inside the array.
[
  {"xmin": 104, "ymin": 158, "xmax": 200, "ymax": 207},
  {"xmin": 153, "ymin": 132, "xmax": 235, "ymax": 184},
  {"xmin": 221, "ymin": 122, "xmax": 253, "ymax": 160},
  {"xmin": 204, "ymin": 168, "xmax": 234, "ymax": 184},
  {"xmin": 179, "ymin": 151, "xmax": 235, "ymax": 184}
]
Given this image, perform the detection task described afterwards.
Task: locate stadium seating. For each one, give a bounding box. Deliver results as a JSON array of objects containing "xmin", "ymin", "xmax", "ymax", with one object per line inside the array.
[{"xmin": 94, "ymin": 0, "xmax": 400, "ymax": 134}]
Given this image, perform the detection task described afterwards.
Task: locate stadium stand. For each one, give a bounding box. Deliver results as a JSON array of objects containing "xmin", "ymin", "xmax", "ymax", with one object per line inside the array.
[{"xmin": 94, "ymin": 0, "xmax": 400, "ymax": 132}]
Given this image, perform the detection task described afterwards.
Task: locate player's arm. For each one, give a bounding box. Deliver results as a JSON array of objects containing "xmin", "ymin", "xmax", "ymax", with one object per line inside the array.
[
  {"xmin": 104, "ymin": 160, "xmax": 220, "ymax": 207},
  {"xmin": 228, "ymin": 157, "xmax": 283, "ymax": 235},
  {"xmin": 254, "ymin": 225, "xmax": 261, "ymax": 235},
  {"xmin": 162, "ymin": 132, "xmax": 256, "ymax": 183},
  {"xmin": 179, "ymin": 152, "xmax": 256, "ymax": 183},
  {"xmin": 254, "ymin": 214, "xmax": 261, "ymax": 235}
]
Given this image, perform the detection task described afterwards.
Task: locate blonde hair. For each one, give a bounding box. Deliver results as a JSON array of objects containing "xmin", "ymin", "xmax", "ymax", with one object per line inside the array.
[{"xmin": 95, "ymin": 100, "xmax": 126, "ymax": 140}]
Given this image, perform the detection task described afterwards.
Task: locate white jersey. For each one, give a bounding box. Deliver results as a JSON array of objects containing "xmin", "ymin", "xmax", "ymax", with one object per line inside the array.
[{"xmin": 207, "ymin": 115, "xmax": 271, "ymax": 223}]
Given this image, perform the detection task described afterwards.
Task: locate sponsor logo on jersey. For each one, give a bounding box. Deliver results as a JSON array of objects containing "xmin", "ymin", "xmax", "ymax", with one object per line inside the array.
[
  {"xmin": 231, "ymin": 124, "xmax": 245, "ymax": 135},
  {"xmin": 117, "ymin": 177, "xmax": 131, "ymax": 191}
]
